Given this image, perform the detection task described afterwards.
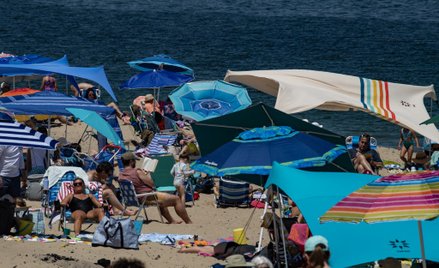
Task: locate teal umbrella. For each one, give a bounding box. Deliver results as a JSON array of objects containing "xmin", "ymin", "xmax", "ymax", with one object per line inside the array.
[
  {"xmin": 420, "ymin": 115, "xmax": 439, "ymax": 125},
  {"xmin": 66, "ymin": 108, "xmax": 125, "ymax": 149}
]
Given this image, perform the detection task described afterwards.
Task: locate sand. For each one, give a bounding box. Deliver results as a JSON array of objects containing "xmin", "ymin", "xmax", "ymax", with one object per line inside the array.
[{"xmin": 0, "ymin": 119, "xmax": 403, "ymax": 267}]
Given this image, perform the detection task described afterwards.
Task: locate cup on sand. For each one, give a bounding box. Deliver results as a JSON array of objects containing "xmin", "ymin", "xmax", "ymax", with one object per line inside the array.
[{"xmin": 233, "ymin": 228, "xmax": 247, "ymax": 244}]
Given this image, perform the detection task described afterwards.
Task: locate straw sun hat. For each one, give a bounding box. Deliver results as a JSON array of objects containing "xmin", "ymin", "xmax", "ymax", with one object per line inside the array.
[
  {"xmin": 224, "ymin": 255, "xmax": 255, "ymax": 268},
  {"xmin": 144, "ymin": 94, "xmax": 155, "ymax": 102}
]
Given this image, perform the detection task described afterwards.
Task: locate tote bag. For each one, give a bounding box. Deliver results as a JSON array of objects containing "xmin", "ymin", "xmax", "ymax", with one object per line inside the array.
[{"xmin": 92, "ymin": 216, "xmax": 139, "ymax": 249}]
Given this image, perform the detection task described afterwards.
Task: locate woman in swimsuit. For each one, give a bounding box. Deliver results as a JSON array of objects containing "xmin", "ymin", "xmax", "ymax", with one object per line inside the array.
[
  {"xmin": 40, "ymin": 75, "xmax": 58, "ymax": 91},
  {"xmin": 61, "ymin": 178, "xmax": 105, "ymax": 235},
  {"xmin": 397, "ymin": 127, "xmax": 420, "ymax": 168}
]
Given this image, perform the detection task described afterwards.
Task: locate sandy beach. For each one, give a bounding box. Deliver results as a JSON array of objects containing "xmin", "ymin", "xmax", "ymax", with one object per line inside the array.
[{"xmin": 0, "ymin": 119, "xmax": 403, "ymax": 268}]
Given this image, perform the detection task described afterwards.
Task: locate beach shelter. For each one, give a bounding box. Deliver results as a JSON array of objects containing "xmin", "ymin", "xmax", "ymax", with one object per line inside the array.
[
  {"xmin": 225, "ymin": 69, "xmax": 439, "ymax": 143},
  {"xmin": 128, "ymin": 54, "xmax": 194, "ymax": 76},
  {"xmin": 0, "ymin": 56, "xmax": 117, "ymax": 102},
  {"xmin": 169, "ymin": 80, "xmax": 252, "ymax": 121},
  {"xmin": 191, "ymin": 126, "xmax": 347, "ymax": 177},
  {"xmin": 66, "ymin": 108, "xmax": 125, "ymax": 149},
  {"xmin": 265, "ymin": 163, "xmax": 439, "ymax": 267},
  {"xmin": 191, "ymin": 103, "xmax": 355, "ymax": 173}
]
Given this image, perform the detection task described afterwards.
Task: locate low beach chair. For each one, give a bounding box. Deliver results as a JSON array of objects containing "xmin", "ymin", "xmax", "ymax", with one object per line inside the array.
[
  {"xmin": 215, "ymin": 177, "xmax": 251, "ymax": 208},
  {"xmin": 119, "ymin": 179, "xmax": 163, "ymax": 223},
  {"xmin": 345, "ymin": 135, "xmax": 378, "ymax": 150},
  {"xmin": 151, "ymin": 155, "xmax": 177, "ymax": 193}
]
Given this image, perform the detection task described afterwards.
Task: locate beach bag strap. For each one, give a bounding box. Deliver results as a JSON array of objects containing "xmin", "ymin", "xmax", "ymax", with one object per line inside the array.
[{"xmin": 103, "ymin": 220, "xmax": 123, "ymax": 247}]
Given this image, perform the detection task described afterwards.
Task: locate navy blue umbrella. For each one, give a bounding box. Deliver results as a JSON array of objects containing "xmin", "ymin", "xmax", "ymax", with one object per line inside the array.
[
  {"xmin": 119, "ymin": 69, "xmax": 194, "ymax": 90},
  {"xmin": 191, "ymin": 126, "xmax": 347, "ymax": 177}
]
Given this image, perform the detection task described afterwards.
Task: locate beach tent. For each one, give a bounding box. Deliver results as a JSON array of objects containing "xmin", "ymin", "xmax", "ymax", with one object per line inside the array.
[
  {"xmin": 265, "ymin": 163, "xmax": 439, "ymax": 267},
  {"xmin": 0, "ymin": 56, "xmax": 117, "ymax": 102},
  {"xmin": 191, "ymin": 102, "xmax": 354, "ymax": 172},
  {"xmin": 0, "ymin": 91, "xmax": 123, "ymax": 140},
  {"xmin": 225, "ymin": 69, "xmax": 439, "ymax": 143}
]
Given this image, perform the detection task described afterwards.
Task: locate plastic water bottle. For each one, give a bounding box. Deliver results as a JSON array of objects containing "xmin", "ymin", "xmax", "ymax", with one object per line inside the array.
[{"xmin": 43, "ymin": 177, "xmax": 49, "ymax": 191}]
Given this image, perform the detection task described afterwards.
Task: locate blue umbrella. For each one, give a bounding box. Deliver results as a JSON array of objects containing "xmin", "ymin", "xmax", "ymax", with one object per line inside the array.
[
  {"xmin": 127, "ymin": 54, "xmax": 194, "ymax": 75},
  {"xmin": 119, "ymin": 69, "xmax": 194, "ymax": 90},
  {"xmin": 191, "ymin": 126, "xmax": 347, "ymax": 177},
  {"xmin": 265, "ymin": 163, "xmax": 439, "ymax": 267},
  {"xmin": 169, "ymin": 80, "xmax": 252, "ymax": 121},
  {"xmin": 66, "ymin": 108, "xmax": 125, "ymax": 149}
]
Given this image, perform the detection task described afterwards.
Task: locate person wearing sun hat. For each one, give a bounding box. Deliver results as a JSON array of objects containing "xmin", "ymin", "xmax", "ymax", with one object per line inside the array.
[
  {"xmin": 224, "ymin": 254, "xmax": 255, "ymax": 268},
  {"xmin": 304, "ymin": 235, "xmax": 331, "ymax": 268}
]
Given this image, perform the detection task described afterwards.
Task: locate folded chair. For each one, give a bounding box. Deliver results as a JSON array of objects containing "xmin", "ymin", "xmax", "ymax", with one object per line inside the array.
[
  {"xmin": 215, "ymin": 177, "xmax": 251, "ymax": 208},
  {"xmin": 119, "ymin": 180, "xmax": 163, "ymax": 223},
  {"xmin": 151, "ymin": 155, "xmax": 177, "ymax": 193}
]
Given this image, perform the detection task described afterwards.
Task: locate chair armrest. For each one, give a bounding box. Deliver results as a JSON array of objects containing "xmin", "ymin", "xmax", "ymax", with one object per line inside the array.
[{"xmin": 136, "ymin": 192, "xmax": 156, "ymax": 198}]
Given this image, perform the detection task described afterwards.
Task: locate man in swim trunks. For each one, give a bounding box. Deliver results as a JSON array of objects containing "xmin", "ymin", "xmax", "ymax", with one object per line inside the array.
[
  {"xmin": 347, "ymin": 133, "xmax": 383, "ymax": 174},
  {"xmin": 61, "ymin": 178, "xmax": 105, "ymax": 235}
]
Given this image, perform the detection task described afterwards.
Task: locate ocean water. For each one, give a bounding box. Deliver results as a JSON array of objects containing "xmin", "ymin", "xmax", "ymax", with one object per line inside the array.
[{"xmin": 1, "ymin": 0, "xmax": 439, "ymax": 146}]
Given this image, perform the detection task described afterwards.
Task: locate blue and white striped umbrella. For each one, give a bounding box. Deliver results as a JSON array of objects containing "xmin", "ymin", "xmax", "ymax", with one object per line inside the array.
[
  {"xmin": 0, "ymin": 120, "xmax": 58, "ymax": 149},
  {"xmin": 169, "ymin": 80, "xmax": 252, "ymax": 121}
]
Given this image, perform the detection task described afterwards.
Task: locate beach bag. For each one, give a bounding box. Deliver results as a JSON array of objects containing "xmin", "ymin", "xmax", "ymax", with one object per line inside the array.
[{"xmin": 92, "ymin": 216, "xmax": 139, "ymax": 249}]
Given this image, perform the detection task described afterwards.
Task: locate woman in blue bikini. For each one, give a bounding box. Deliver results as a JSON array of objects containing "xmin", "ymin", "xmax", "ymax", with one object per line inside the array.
[{"xmin": 397, "ymin": 127, "xmax": 420, "ymax": 169}]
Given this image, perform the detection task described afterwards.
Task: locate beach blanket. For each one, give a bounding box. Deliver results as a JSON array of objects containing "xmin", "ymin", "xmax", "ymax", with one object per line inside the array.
[{"xmin": 138, "ymin": 233, "xmax": 193, "ymax": 245}]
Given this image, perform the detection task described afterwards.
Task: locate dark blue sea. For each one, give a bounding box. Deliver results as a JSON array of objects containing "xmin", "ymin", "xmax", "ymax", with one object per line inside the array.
[{"xmin": 2, "ymin": 0, "xmax": 439, "ymax": 147}]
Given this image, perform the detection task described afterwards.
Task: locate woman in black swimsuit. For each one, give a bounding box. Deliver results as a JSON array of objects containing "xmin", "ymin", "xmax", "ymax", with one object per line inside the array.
[{"xmin": 61, "ymin": 178, "xmax": 105, "ymax": 235}]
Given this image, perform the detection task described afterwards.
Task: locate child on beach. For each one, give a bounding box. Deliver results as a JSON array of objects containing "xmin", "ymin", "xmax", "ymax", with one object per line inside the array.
[{"xmin": 170, "ymin": 154, "xmax": 194, "ymax": 203}]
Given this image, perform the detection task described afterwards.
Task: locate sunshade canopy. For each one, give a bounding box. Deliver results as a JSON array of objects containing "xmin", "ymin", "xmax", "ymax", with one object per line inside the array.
[
  {"xmin": 0, "ymin": 56, "xmax": 117, "ymax": 102},
  {"xmin": 119, "ymin": 69, "xmax": 194, "ymax": 90},
  {"xmin": 169, "ymin": 80, "xmax": 252, "ymax": 121},
  {"xmin": 128, "ymin": 54, "xmax": 194, "ymax": 75},
  {"xmin": 225, "ymin": 69, "xmax": 439, "ymax": 143},
  {"xmin": 191, "ymin": 103, "xmax": 355, "ymax": 173},
  {"xmin": 191, "ymin": 126, "xmax": 347, "ymax": 176},
  {"xmin": 265, "ymin": 163, "xmax": 439, "ymax": 267}
]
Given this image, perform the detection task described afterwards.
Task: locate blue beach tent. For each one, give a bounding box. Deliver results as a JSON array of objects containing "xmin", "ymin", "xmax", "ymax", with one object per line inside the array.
[
  {"xmin": 0, "ymin": 57, "xmax": 117, "ymax": 102},
  {"xmin": 265, "ymin": 163, "xmax": 439, "ymax": 267}
]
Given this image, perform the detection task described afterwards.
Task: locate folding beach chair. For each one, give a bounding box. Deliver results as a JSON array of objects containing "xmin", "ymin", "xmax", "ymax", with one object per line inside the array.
[
  {"xmin": 215, "ymin": 177, "xmax": 251, "ymax": 208},
  {"xmin": 42, "ymin": 170, "xmax": 78, "ymax": 218},
  {"xmin": 345, "ymin": 135, "xmax": 377, "ymax": 150},
  {"xmin": 81, "ymin": 144, "xmax": 124, "ymax": 171},
  {"xmin": 119, "ymin": 179, "xmax": 163, "ymax": 223},
  {"xmin": 151, "ymin": 154, "xmax": 177, "ymax": 193}
]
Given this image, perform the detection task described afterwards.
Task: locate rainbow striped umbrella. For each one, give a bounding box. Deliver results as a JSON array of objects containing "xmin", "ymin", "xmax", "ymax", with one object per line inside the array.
[{"xmin": 320, "ymin": 170, "xmax": 439, "ymax": 268}]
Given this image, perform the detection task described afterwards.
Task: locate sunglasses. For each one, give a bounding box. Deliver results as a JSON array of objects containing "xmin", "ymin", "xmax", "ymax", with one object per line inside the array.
[{"xmin": 73, "ymin": 182, "xmax": 83, "ymax": 187}]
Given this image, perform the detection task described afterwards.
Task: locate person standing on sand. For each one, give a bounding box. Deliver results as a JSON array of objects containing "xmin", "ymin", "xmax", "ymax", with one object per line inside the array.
[
  {"xmin": 118, "ymin": 152, "xmax": 193, "ymax": 224},
  {"xmin": 397, "ymin": 127, "xmax": 420, "ymax": 169}
]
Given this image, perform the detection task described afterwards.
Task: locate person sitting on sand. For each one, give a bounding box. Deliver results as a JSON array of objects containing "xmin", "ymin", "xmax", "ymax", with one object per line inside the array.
[
  {"xmin": 40, "ymin": 75, "xmax": 57, "ymax": 91},
  {"xmin": 118, "ymin": 152, "xmax": 193, "ymax": 224},
  {"xmin": 61, "ymin": 178, "xmax": 105, "ymax": 235},
  {"xmin": 347, "ymin": 133, "xmax": 383, "ymax": 174},
  {"xmin": 70, "ymin": 82, "xmax": 129, "ymax": 123},
  {"xmin": 397, "ymin": 127, "xmax": 420, "ymax": 169},
  {"xmin": 88, "ymin": 161, "xmax": 137, "ymax": 216}
]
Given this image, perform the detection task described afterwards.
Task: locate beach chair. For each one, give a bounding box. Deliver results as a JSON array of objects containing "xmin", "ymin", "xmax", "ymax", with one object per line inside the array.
[
  {"xmin": 145, "ymin": 133, "xmax": 178, "ymax": 156},
  {"xmin": 81, "ymin": 144, "xmax": 124, "ymax": 171},
  {"xmin": 42, "ymin": 170, "xmax": 78, "ymax": 218},
  {"xmin": 59, "ymin": 181, "xmax": 107, "ymax": 232},
  {"xmin": 215, "ymin": 177, "xmax": 251, "ymax": 208},
  {"xmin": 345, "ymin": 135, "xmax": 377, "ymax": 150},
  {"xmin": 119, "ymin": 179, "xmax": 163, "ymax": 223},
  {"xmin": 151, "ymin": 155, "xmax": 177, "ymax": 193}
]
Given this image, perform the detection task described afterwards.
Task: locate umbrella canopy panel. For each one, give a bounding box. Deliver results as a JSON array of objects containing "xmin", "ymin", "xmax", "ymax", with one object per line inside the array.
[
  {"xmin": 0, "ymin": 120, "xmax": 58, "ymax": 149},
  {"xmin": 119, "ymin": 69, "xmax": 194, "ymax": 90},
  {"xmin": 128, "ymin": 54, "xmax": 194, "ymax": 75}
]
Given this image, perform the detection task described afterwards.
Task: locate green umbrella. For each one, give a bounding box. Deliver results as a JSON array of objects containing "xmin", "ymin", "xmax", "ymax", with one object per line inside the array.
[{"xmin": 420, "ymin": 115, "xmax": 439, "ymax": 125}]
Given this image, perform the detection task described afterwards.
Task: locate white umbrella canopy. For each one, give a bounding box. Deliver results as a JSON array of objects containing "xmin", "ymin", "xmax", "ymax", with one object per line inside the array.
[{"xmin": 225, "ymin": 69, "xmax": 439, "ymax": 143}]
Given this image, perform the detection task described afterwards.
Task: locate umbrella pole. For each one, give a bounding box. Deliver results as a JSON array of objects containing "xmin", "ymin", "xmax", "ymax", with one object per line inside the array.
[
  {"xmin": 277, "ymin": 186, "xmax": 288, "ymax": 268},
  {"xmin": 418, "ymin": 221, "xmax": 427, "ymax": 268},
  {"xmin": 270, "ymin": 186, "xmax": 281, "ymax": 268},
  {"xmin": 257, "ymin": 200, "xmax": 269, "ymax": 251}
]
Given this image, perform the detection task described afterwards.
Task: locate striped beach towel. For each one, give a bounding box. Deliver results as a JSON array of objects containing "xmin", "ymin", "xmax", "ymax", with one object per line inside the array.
[
  {"xmin": 145, "ymin": 134, "xmax": 177, "ymax": 156},
  {"xmin": 57, "ymin": 181, "xmax": 104, "ymax": 204}
]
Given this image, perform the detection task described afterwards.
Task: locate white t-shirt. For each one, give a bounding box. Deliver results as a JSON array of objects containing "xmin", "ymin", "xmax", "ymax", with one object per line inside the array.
[{"xmin": 0, "ymin": 145, "xmax": 24, "ymax": 177}]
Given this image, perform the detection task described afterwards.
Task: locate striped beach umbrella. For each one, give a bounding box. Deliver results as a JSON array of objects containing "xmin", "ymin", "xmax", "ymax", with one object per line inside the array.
[
  {"xmin": 0, "ymin": 120, "xmax": 59, "ymax": 149},
  {"xmin": 320, "ymin": 171, "xmax": 439, "ymax": 268}
]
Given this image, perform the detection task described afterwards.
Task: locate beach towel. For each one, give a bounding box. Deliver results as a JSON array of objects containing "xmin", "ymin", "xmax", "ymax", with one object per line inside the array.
[
  {"xmin": 287, "ymin": 223, "xmax": 310, "ymax": 253},
  {"xmin": 138, "ymin": 233, "xmax": 193, "ymax": 245},
  {"xmin": 42, "ymin": 166, "xmax": 89, "ymax": 189},
  {"xmin": 56, "ymin": 181, "xmax": 104, "ymax": 204},
  {"xmin": 144, "ymin": 134, "xmax": 177, "ymax": 156}
]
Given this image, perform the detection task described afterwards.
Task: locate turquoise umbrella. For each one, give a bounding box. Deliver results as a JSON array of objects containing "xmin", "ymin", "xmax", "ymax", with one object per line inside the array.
[{"xmin": 66, "ymin": 108, "xmax": 124, "ymax": 149}]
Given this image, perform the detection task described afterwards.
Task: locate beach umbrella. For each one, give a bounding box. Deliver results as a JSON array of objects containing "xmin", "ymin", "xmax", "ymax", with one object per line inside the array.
[
  {"xmin": 127, "ymin": 54, "xmax": 194, "ymax": 75},
  {"xmin": 169, "ymin": 80, "xmax": 252, "ymax": 121},
  {"xmin": 320, "ymin": 171, "xmax": 439, "ymax": 268},
  {"xmin": 191, "ymin": 126, "xmax": 347, "ymax": 179},
  {"xmin": 420, "ymin": 114, "xmax": 439, "ymax": 125},
  {"xmin": 0, "ymin": 111, "xmax": 58, "ymax": 149},
  {"xmin": 66, "ymin": 108, "xmax": 124, "ymax": 149},
  {"xmin": 265, "ymin": 163, "xmax": 439, "ymax": 267},
  {"xmin": 119, "ymin": 69, "xmax": 194, "ymax": 90},
  {"xmin": 191, "ymin": 103, "xmax": 355, "ymax": 173}
]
